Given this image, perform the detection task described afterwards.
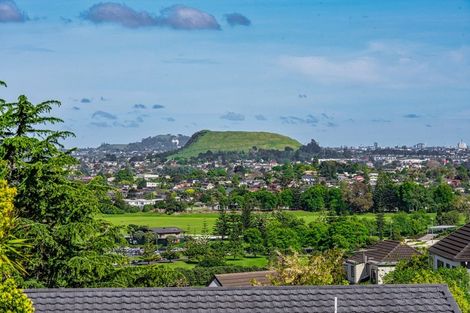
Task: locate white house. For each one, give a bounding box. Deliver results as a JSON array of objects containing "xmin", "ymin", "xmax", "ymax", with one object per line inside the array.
[
  {"xmin": 429, "ymin": 223, "xmax": 470, "ymax": 271},
  {"xmin": 146, "ymin": 182, "xmax": 158, "ymax": 188},
  {"xmin": 124, "ymin": 199, "xmax": 157, "ymax": 208},
  {"xmin": 345, "ymin": 240, "xmax": 420, "ymax": 284}
]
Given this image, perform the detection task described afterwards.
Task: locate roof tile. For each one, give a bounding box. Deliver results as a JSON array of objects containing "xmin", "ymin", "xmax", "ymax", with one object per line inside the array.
[{"xmin": 26, "ymin": 284, "xmax": 460, "ymax": 313}]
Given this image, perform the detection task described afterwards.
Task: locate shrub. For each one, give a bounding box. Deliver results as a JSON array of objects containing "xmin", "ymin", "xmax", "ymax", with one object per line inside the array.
[{"xmin": 0, "ymin": 278, "xmax": 34, "ymax": 313}]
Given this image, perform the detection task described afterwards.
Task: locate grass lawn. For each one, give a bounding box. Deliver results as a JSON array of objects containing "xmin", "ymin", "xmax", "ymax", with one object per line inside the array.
[
  {"xmin": 226, "ymin": 256, "xmax": 269, "ymax": 268},
  {"xmin": 161, "ymin": 256, "xmax": 269, "ymax": 270},
  {"xmin": 100, "ymin": 211, "xmax": 438, "ymax": 234},
  {"xmin": 100, "ymin": 212, "xmax": 218, "ymax": 234}
]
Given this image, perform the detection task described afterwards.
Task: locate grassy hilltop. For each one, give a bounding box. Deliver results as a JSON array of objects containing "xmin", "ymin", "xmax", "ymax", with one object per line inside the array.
[{"xmin": 170, "ymin": 130, "xmax": 302, "ymax": 159}]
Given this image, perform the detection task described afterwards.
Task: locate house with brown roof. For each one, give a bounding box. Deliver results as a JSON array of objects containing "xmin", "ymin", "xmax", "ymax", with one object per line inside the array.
[
  {"xmin": 345, "ymin": 240, "xmax": 420, "ymax": 284},
  {"xmin": 208, "ymin": 271, "xmax": 275, "ymax": 287},
  {"xmin": 429, "ymin": 223, "xmax": 470, "ymax": 270}
]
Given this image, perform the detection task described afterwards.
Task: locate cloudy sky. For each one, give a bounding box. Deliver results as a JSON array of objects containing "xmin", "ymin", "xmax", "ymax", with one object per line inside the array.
[{"xmin": 1, "ymin": 0, "xmax": 469, "ymax": 148}]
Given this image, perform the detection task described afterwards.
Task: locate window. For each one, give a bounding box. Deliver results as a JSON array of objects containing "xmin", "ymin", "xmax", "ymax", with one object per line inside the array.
[
  {"xmin": 437, "ymin": 260, "xmax": 444, "ymax": 268},
  {"xmin": 371, "ymin": 269, "xmax": 377, "ymax": 284},
  {"xmin": 350, "ymin": 265, "xmax": 355, "ymax": 280}
]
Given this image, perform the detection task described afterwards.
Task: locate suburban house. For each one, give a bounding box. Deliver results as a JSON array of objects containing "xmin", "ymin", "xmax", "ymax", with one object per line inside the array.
[
  {"xmin": 26, "ymin": 284, "xmax": 461, "ymax": 312},
  {"xmin": 345, "ymin": 240, "xmax": 420, "ymax": 284},
  {"xmin": 429, "ymin": 222, "xmax": 470, "ymax": 270},
  {"xmin": 123, "ymin": 198, "xmax": 157, "ymax": 208},
  {"xmin": 151, "ymin": 227, "xmax": 184, "ymax": 239},
  {"xmin": 208, "ymin": 271, "xmax": 275, "ymax": 287}
]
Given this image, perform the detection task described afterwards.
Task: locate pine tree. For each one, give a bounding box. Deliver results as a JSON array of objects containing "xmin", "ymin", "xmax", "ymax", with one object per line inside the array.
[
  {"xmin": 376, "ymin": 211, "xmax": 385, "ymax": 240},
  {"xmin": 0, "ymin": 84, "xmax": 125, "ymax": 287}
]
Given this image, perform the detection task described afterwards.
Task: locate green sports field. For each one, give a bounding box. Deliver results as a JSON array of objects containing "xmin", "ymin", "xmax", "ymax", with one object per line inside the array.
[{"xmin": 99, "ymin": 211, "xmax": 419, "ymax": 234}]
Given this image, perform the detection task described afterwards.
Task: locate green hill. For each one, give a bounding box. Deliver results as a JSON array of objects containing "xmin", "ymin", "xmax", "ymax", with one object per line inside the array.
[{"xmin": 170, "ymin": 130, "xmax": 302, "ymax": 159}]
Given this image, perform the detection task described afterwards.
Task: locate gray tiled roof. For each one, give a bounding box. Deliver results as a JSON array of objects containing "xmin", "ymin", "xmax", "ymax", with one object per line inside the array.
[
  {"xmin": 150, "ymin": 227, "xmax": 184, "ymax": 234},
  {"xmin": 26, "ymin": 284, "xmax": 460, "ymax": 313},
  {"xmin": 429, "ymin": 223, "xmax": 470, "ymax": 261},
  {"xmin": 347, "ymin": 240, "xmax": 420, "ymax": 264}
]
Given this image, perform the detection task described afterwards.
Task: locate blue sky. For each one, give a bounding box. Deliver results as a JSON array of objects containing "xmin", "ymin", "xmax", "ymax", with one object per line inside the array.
[{"xmin": 1, "ymin": 0, "xmax": 470, "ymax": 148}]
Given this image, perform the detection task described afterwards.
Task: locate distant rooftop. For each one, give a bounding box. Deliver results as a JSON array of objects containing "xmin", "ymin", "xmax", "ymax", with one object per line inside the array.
[{"xmin": 347, "ymin": 240, "xmax": 420, "ymax": 264}]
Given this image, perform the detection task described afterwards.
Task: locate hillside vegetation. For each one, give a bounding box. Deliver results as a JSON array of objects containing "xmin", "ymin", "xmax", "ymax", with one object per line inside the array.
[
  {"xmin": 96, "ymin": 134, "xmax": 190, "ymax": 152},
  {"xmin": 171, "ymin": 130, "xmax": 302, "ymax": 159}
]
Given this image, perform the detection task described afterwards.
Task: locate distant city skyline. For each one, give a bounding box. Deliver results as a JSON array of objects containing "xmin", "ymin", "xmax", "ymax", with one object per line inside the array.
[{"xmin": 1, "ymin": 0, "xmax": 470, "ymax": 148}]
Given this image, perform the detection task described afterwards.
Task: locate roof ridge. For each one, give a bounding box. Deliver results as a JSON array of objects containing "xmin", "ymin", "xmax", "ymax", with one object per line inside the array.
[{"xmin": 24, "ymin": 283, "xmax": 450, "ymax": 293}]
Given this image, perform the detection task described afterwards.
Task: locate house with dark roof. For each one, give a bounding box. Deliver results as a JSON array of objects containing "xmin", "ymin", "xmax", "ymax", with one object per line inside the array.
[
  {"xmin": 151, "ymin": 227, "xmax": 184, "ymax": 239},
  {"xmin": 150, "ymin": 227, "xmax": 184, "ymax": 245},
  {"xmin": 429, "ymin": 223, "xmax": 470, "ymax": 270},
  {"xmin": 208, "ymin": 270, "xmax": 275, "ymax": 287},
  {"xmin": 345, "ymin": 240, "xmax": 420, "ymax": 284},
  {"xmin": 26, "ymin": 284, "xmax": 460, "ymax": 313}
]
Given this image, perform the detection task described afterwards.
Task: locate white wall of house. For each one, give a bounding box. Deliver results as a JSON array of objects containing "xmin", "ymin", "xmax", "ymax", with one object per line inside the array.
[
  {"xmin": 124, "ymin": 199, "xmax": 156, "ymax": 207},
  {"xmin": 345, "ymin": 262, "xmax": 367, "ymax": 284},
  {"xmin": 431, "ymin": 254, "xmax": 461, "ymax": 270},
  {"xmin": 346, "ymin": 262, "xmax": 397, "ymax": 284},
  {"xmin": 369, "ymin": 265, "xmax": 395, "ymax": 285},
  {"xmin": 208, "ymin": 280, "xmax": 221, "ymax": 287}
]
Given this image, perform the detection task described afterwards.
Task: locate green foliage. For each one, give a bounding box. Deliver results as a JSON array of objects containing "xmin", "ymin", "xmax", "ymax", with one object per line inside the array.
[
  {"xmin": 0, "ymin": 278, "xmax": 34, "ymax": 313},
  {"xmin": 243, "ymin": 228, "xmax": 265, "ymax": 257},
  {"xmin": 270, "ymin": 249, "xmax": 348, "ymax": 286},
  {"xmin": 278, "ymin": 188, "xmax": 294, "ymax": 208},
  {"xmin": 303, "ymin": 223, "xmax": 328, "ymax": 250},
  {"xmin": 266, "ymin": 225, "xmax": 301, "ymax": 253},
  {"xmin": 0, "ymin": 89, "xmax": 125, "ymax": 288},
  {"xmin": 136, "ymin": 265, "xmax": 189, "ymax": 287},
  {"xmin": 399, "ymin": 181, "xmax": 432, "ymax": 212},
  {"xmin": 390, "ymin": 211, "xmax": 431, "ymax": 239},
  {"xmin": 252, "ymin": 190, "xmax": 278, "ymax": 211},
  {"xmin": 373, "ymin": 173, "xmax": 400, "ymax": 212},
  {"xmin": 376, "ymin": 212, "xmax": 385, "ymax": 240},
  {"xmin": 319, "ymin": 161, "xmax": 338, "ymax": 180},
  {"xmin": 115, "ymin": 167, "xmax": 134, "ymax": 183},
  {"xmin": 437, "ymin": 210, "xmax": 460, "ymax": 225},
  {"xmin": 343, "ymin": 181, "xmax": 373, "ymax": 213},
  {"xmin": 301, "ymin": 185, "xmax": 327, "ymax": 211},
  {"xmin": 0, "ymin": 181, "xmax": 29, "ymax": 276},
  {"xmin": 433, "ymin": 183, "xmax": 455, "ymax": 211},
  {"xmin": 385, "ymin": 256, "xmax": 470, "ymax": 313},
  {"xmin": 184, "ymin": 237, "xmax": 210, "ymax": 263},
  {"xmin": 327, "ymin": 218, "xmax": 370, "ymax": 252}
]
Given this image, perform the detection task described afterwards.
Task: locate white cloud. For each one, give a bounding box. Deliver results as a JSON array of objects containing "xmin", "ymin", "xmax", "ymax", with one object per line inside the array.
[
  {"xmin": 279, "ymin": 56, "xmax": 380, "ymax": 84},
  {"xmin": 279, "ymin": 42, "xmax": 470, "ymax": 89}
]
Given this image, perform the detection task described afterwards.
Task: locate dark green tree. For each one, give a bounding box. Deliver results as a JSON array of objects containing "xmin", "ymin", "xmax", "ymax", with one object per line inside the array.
[
  {"xmin": 226, "ymin": 208, "xmax": 244, "ymax": 260},
  {"xmin": 214, "ymin": 206, "xmax": 229, "ymax": 240},
  {"xmin": 399, "ymin": 181, "xmax": 432, "ymax": 212},
  {"xmin": 373, "ymin": 173, "xmax": 399, "ymax": 212},
  {"xmin": 300, "ymin": 184, "xmax": 327, "ymax": 211},
  {"xmin": 376, "ymin": 212, "xmax": 385, "ymax": 240},
  {"xmin": 432, "ymin": 183, "xmax": 455, "ymax": 212},
  {"xmin": 243, "ymin": 228, "xmax": 265, "ymax": 257},
  {"xmin": 0, "ymin": 88, "xmax": 124, "ymax": 288}
]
